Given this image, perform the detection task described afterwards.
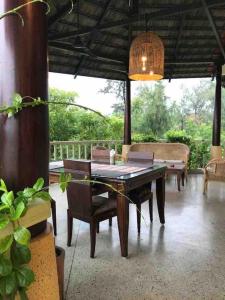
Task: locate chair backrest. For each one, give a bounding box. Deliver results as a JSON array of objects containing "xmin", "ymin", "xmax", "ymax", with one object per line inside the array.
[
  {"xmin": 127, "ymin": 151, "xmax": 154, "ymax": 164},
  {"xmin": 63, "ymin": 159, "xmax": 92, "ymax": 218},
  {"xmin": 92, "ymin": 146, "xmax": 110, "ymax": 164}
]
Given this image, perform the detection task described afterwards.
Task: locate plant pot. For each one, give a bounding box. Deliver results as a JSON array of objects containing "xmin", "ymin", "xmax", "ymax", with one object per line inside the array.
[{"xmin": 56, "ymin": 246, "xmax": 65, "ymax": 300}]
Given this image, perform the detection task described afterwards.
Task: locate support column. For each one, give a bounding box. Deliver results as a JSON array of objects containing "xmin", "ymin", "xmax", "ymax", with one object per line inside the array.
[
  {"xmin": 0, "ymin": 1, "xmax": 49, "ymax": 224},
  {"xmin": 211, "ymin": 64, "xmax": 222, "ymax": 159},
  {"xmin": 212, "ymin": 64, "xmax": 222, "ymax": 145},
  {"xmin": 124, "ymin": 78, "xmax": 131, "ymax": 145}
]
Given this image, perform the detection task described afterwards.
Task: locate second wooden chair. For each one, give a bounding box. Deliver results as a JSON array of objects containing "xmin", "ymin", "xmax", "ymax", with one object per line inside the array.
[{"xmin": 127, "ymin": 151, "xmax": 154, "ymax": 234}]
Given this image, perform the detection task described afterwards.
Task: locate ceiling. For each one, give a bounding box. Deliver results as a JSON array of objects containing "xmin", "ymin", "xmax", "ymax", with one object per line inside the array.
[{"xmin": 48, "ymin": 0, "xmax": 225, "ymax": 82}]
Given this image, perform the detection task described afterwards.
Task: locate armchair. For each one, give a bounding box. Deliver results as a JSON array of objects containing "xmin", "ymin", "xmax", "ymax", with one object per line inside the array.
[{"xmin": 203, "ymin": 159, "xmax": 225, "ymax": 194}]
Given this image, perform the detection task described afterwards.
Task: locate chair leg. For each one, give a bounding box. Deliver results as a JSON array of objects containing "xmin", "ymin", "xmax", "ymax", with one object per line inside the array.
[
  {"xmin": 90, "ymin": 221, "xmax": 96, "ymax": 258},
  {"xmin": 67, "ymin": 210, "xmax": 73, "ymax": 247},
  {"xmin": 136, "ymin": 202, "xmax": 141, "ymax": 234},
  {"xmin": 51, "ymin": 199, "xmax": 57, "ymax": 236},
  {"xmin": 109, "ymin": 217, "xmax": 112, "ymax": 227},
  {"xmin": 149, "ymin": 197, "xmax": 153, "ymax": 223},
  {"xmin": 97, "ymin": 222, "xmax": 100, "ymax": 233},
  {"xmin": 203, "ymin": 179, "xmax": 208, "ymax": 194}
]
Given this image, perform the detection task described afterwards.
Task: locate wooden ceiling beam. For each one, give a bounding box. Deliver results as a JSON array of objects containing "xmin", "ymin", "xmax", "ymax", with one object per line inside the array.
[
  {"xmin": 74, "ymin": 0, "xmax": 114, "ymax": 78},
  {"xmin": 201, "ymin": 0, "xmax": 225, "ymax": 60},
  {"xmin": 169, "ymin": 15, "xmax": 186, "ymax": 81},
  {"xmin": 48, "ymin": 0, "xmax": 225, "ymax": 41},
  {"xmin": 49, "ymin": 41, "xmax": 126, "ymax": 65}
]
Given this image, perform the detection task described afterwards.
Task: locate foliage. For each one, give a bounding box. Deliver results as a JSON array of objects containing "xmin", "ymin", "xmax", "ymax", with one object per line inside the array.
[
  {"xmin": 165, "ymin": 130, "xmax": 191, "ymax": 145},
  {"xmin": 0, "ymin": 178, "xmax": 49, "ymax": 299},
  {"xmin": 131, "ymin": 82, "xmax": 171, "ymax": 136},
  {"xmin": 49, "ymin": 88, "xmax": 124, "ymax": 141},
  {"xmin": 99, "ymin": 80, "xmax": 125, "ymax": 115},
  {"xmin": 132, "ymin": 133, "xmax": 157, "ymax": 143}
]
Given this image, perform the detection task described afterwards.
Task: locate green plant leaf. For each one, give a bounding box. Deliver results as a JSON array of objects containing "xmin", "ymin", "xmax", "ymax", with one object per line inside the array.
[
  {"xmin": 33, "ymin": 178, "xmax": 44, "ymax": 192},
  {"xmin": 34, "ymin": 191, "xmax": 51, "ymax": 201},
  {"xmin": 11, "ymin": 243, "xmax": 31, "ymax": 266},
  {"xmin": 12, "ymin": 93, "xmax": 22, "ymax": 106},
  {"xmin": 0, "ymin": 205, "xmax": 8, "ymax": 212},
  {"xmin": 13, "ymin": 227, "xmax": 31, "ymax": 246},
  {"xmin": 0, "ymin": 271, "xmax": 16, "ymax": 296},
  {"xmin": 15, "ymin": 266, "xmax": 35, "ymax": 288},
  {"xmin": 0, "ymin": 235, "xmax": 13, "ymax": 254},
  {"xmin": 0, "ymin": 255, "xmax": 12, "ymax": 276},
  {"xmin": 0, "ymin": 180, "xmax": 7, "ymax": 193},
  {"xmin": 0, "ymin": 217, "xmax": 9, "ymax": 230},
  {"xmin": 11, "ymin": 202, "xmax": 25, "ymax": 221},
  {"xmin": 22, "ymin": 188, "xmax": 36, "ymax": 198},
  {"xmin": 1, "ymin": 191, "xmax": 14, "ymax": 207},
  {"xmin": 59, "ymin": 172, "xmax": 72, "ymax": 192}
]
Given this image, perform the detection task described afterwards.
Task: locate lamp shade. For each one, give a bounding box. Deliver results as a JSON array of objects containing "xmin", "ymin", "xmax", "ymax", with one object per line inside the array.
[{"xmin": 129, "ymin": 32, "xmax": 164, "ymax": 81}]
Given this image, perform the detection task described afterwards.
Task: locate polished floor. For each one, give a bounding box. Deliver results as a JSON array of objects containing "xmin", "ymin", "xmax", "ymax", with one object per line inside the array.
[{"xmin": 49, "ymin": 175, "xmax": 225, "ymax": 300}]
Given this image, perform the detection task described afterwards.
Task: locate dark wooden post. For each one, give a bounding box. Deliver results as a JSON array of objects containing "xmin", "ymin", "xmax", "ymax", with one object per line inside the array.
[
  {"xmin": 212, "ymin": 64, "xmax": 222, "ymax": 146},
  {"xmin": 0, "ymin": 1, "xmax": 49, "ymax": 230},
  {"xmin": 124, "ymin": 78, "xmax": 131, "ymax": 145}
]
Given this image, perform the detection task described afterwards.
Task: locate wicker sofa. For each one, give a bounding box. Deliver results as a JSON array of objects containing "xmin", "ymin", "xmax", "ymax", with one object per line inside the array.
[{"xmin": 126, "ymin": 142, "xmax": 190, "ymax": 176}]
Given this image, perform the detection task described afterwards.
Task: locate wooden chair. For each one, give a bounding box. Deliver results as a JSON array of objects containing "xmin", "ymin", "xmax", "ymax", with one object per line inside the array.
[
  {"xmin": 92, "ymin": 146, "xmax": 110, "ymax": 164},
  {"xmin": 64, "ymin": 159, "xmax": 117, "ymax": 258},
  {"xmin": 127, "ymin": 151, "xmax": 154, "ymax": 234}
]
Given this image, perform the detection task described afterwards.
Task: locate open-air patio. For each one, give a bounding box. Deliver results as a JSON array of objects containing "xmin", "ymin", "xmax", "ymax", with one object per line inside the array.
[
  {"xmin": 1, "ymin": 0, "xmax": 225, "ymax": 299},
  {"xmin": 51, "ymin": 174, "xmax": 225, "ymax": 299}
]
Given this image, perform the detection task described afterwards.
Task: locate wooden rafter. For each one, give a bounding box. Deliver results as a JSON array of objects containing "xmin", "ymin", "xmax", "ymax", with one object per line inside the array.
[
  {"xmin": 169, "ymin": 14, "xmax": 186, "ymax": 81},
  {"xmin": 201, "ymin": 0, "xmax": 225, "ymax": 60},
  {"xmin": 74, "ymin": 0, "xmax": 114, "ymax": 78},
  {"xmin": 48, "ymin": 0, "xmax": 225, "ymax": 41}
]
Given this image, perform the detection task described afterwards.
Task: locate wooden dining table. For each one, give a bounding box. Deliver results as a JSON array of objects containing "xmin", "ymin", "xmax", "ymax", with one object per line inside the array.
[{"xmin": 49, "ymin": 161, "xmax": 166, "ymax": 257}]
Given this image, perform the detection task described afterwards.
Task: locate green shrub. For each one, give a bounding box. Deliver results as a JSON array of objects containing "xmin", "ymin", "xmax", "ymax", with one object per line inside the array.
[
  {"xmin": 132, "ymin": 133, "xmax": 157, "ymax": 143},
  {"xmin": 189, "ymin": 140, "xmax": 210, "ymax": 169},
  {"xmin": 165, "ymin": 130, "xmax": 191, "ymax": 145}
]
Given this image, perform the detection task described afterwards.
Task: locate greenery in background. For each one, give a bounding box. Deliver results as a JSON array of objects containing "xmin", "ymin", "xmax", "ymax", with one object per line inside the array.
[
  {"xmin": 99, "ymin": 79, "xmax": 225, "ymax": 169},
  {"xmin": 49, "ymin": 88, "xmax": 124, "ymax": 141}
]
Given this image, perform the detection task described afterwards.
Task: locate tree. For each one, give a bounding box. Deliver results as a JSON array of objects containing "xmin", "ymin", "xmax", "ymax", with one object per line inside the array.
[
  {"xmin": 49, "ymin": 88, "xmax": 79, "ymax": 141},
  {"xmin": 99, "ymin": 79, "xmax": 125, "ymax": 115},
  {"xmin": 132, "ymin": 82, "xmax": 171, "ymax": 136},
  {"xmin": 49, "ymin": 88, "xmax": 124, "ymax": 141}
]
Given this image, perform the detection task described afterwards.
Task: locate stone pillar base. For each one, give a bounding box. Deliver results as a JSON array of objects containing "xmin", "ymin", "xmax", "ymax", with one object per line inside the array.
[
  {"xmin": 27, "ymin": 223, "xmax": 60, "ymax": 300},
  {"xmin": 122, "ymin": 144, "xmax": 131, "ymax": 161},
  {"xmin": 210, "ymin": 145, "xmax": 222, "ymax": 160}
]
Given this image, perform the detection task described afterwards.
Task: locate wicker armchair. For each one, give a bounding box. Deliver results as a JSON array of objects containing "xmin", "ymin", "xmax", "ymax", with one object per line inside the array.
[{"xmin": 203, "ymin": 159, "xmax": 225, "ymax": 194}]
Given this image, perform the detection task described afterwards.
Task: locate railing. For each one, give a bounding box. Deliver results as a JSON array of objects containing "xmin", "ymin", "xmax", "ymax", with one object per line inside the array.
[
  {"xmin": 50, "ymin": 140, "xmax": 123, "ymax": 161},
  {"xmin": 50, "ymin": 139, "xmax": 213, "ymax": 169}
]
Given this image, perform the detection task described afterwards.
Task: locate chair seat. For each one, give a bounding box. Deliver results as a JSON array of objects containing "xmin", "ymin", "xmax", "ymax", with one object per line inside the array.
[
  {"xmin": 128, "ymin": 184, "xmax": 152, "ymax": 204},
  {"xmin": 92, "ymin": 183, "xmax": 109, "ymax": 196},
  {"xmin": 92, "ymin": 196, "xmax": 117, "ymax": 216}
]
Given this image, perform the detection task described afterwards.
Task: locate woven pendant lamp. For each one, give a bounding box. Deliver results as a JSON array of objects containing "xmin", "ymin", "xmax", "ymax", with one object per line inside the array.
[{"xmin": 129, "ymin": 32, "xmax": 164, "ymax": 81}]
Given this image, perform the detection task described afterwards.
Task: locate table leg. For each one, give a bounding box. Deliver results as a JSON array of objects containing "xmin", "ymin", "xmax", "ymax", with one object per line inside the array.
[
  {"xmin": 177, "ymin": 173, "xmax": 181, "ymax": 191},
  {"xmin": 116, "ymin": 184, "xmax": 129, "ymax": 257},
  {"xmin": 156, "ymin": 176, "xmax": 165, "ymax": 224},
  {"xmin": 181, "ymin": 172, "xmax": 185, "ymax": 186}
]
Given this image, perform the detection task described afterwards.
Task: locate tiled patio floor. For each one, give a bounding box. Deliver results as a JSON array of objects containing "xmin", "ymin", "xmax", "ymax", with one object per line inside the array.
[{"xmin": 49, "ymin": 174, "xmax": 225, "ymax": 300}]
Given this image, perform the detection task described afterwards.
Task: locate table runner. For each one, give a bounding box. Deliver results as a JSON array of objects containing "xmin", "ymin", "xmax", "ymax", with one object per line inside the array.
[{"xmin": 91, "ymin": 163, "xmax": 151, "ymax": 178}]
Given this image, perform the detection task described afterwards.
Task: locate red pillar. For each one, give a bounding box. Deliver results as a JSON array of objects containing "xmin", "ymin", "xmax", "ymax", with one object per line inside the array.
[
  {"xmin": 124, "ymin": 78, "xmax": 131, "ymax": 145},
  {"xmin": 0, "ymin": 1, "xmax": 48, "ymax": 202},
  {"xmin": 212, "ymin": 64, "xmax": 222, "ymax": 146}
]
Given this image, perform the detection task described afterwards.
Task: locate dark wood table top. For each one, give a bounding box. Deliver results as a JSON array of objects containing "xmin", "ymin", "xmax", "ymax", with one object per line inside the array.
[{"xmin": 49, "ymin": 161, "xmax": 166, "ymax": 181}]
